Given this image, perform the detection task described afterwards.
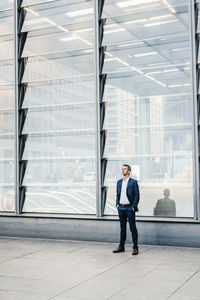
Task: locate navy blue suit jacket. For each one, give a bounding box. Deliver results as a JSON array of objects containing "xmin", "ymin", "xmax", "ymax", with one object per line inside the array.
[{"xmin": 116, "ymin": 178, "xmax": 140, "ymax": 212}]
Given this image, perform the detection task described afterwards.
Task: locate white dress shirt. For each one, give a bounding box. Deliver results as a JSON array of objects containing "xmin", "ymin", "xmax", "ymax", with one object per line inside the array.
[{"xmin": 120, "ymin": 177, "xmax": 130, "ymax": 204}]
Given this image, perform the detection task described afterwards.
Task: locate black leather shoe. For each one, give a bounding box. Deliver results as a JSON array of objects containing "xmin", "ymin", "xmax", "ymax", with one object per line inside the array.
[
  {"xmin": 132, "ymin": 248, "xmax": 139, "ymax": 255},
  {"xmin": 113, "ymin": 247, "xmax": 125, "ymax": 253}
]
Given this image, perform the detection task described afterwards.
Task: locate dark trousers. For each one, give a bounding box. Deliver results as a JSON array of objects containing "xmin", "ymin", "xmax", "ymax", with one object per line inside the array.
[{"xmin": 118, "ymin": 206, "xmax": 138, "ymax": 249}]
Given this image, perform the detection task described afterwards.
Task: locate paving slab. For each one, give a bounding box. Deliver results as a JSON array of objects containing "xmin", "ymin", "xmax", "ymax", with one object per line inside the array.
[{"xmin": 0, "ymin": 237, "xmax": 200, "ymax": 300}]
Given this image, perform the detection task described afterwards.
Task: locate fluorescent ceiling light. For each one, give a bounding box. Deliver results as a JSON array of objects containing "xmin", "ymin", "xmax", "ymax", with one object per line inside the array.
[
  {"xmin": 169, "ymin": 83, "xmax": 191, "ymax": 88},
  {"xmin": 149, "ymin": 14, "xmax": 171, "ymax": 21},
  {"xmin": 147, "ymin": 71, "xmax": 162, "ymax": 75},
  {"xmin": 134, "ymin": 51, "xmax": 157, "ymax": 57},
  {"xmin": 118, "ymin": 42, "xmax": 144, "ymax": 47},
  {"xmin": 115, "ymin": 57, "xmax": 129, "ymax": 66},
  {"xmin": 60, "ymin": 36, "xmax": 77, "ymax": 42},
  {"xmin": 147, "ymin": 68, "xmax": 178, "ymax": 75},
  {"xmin": 25, "ymin": 18, "xmax": 48, "ymax": 25},
  {"xmin": 104, "ymin": 24, "xmax": 118, "ymax": 29},
  {"xmin": 104, "ymin": 28, "xmax": 125, "ymax": 34},
  {"xmin": 76, "ymin": 17, "xmax": 92, "ymax": 21},
  {"xmin": 104, "ymin": 51, "xmax": 113, "ymax": 58},
  {"xmin": 82, "ymin": 49, "xmax": 93, "ymax": 53},
  {"xmin": 145, "ymin": 74, "xmax": 157, "ymax": 81},
  {"xmin": 74, "ymin": 28, "xmax": 93, "ymax": 33},
  {"xmin": 24, "ymin": 7, "xmax": 40, "ymax": 16},
  {"xmin": 172, "ymin": 48, "xmax": 189, "ymax": 52},
  {"xmin": 57, "ymin": 25, "xmax": 69, "ymax": 33},
  {"xmin": 44, "ymin": 18, "xmax": 57, "ymax": 26},
  {"xmin": 163, "ymin": 68, "xmax": 178, "ymax": 73},
  {"xmin": 125, "ymin": 19, "xmax": 146, "ymax": 25},
  {"xmin": 66, "ymin": 8, "xmax": 93, "ymax": 17},
  {"xmin": 117, "ymin": 0, "xmax": 158, "ymax": 8},
  {"xmin": 125, "ymin": 14, "xmax": 171, "ymax": 25},
  {"xmin": 156, "ymin": 80, "xmax": 166, "ymax": 87},
  {"xmin": 125, "ymin": 3, "xmax": 160, "ymax": 12},
  {"xmin": 148, "ymin": 62, "xmax": 168, "ymax": 66},
  {"xmin": 105, "ymin": 58, "xmax": 118, "ymax": 62},
  {"xmin": 144, "ymin": 20, "xmax": 178, "ymax": 27},
  {"xmin": 161, "ymin": 0, "xmax": 176, "ymax": 14},
  {"xmin": 117, "ymin": 67, "xmax": 130, "ymax": 71}
]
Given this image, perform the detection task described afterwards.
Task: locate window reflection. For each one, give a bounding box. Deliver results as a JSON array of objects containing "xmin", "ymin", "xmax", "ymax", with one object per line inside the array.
[
  {"xmin": 0, "ymin": 2, "xmax": 14, "ymax": 212},
  {"xmin": 103, "ymin": 0, "xmax": 194, "ymax": 217},
  {"xmin": 20, "ymin": 0, "xmax": 96, "ymax": 214}
]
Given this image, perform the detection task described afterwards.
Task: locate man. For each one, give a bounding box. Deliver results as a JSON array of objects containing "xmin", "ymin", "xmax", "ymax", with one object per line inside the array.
[
  {"xmin": 113, "ymin": 164, "xmax": 140, "ymax": 255},
  {"xmin": 153, "ymin": 189, "xmax": 176, "ymax": 217}
]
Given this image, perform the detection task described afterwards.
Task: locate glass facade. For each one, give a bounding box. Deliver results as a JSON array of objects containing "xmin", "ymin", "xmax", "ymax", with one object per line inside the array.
[
  {"xmin": 0, "ymin": 1, "xmax": 15, "ymax": 212},
  {"xmin": 102, "ymin": 0, "xmax": 194, "ymax": 217},
  {"xmin": 20, "ymin": 0, "xmax": 96, "ymax": 214},
  {"xmin": 0, "ymin": 0, "xmax": 198, "ymax": 219}
]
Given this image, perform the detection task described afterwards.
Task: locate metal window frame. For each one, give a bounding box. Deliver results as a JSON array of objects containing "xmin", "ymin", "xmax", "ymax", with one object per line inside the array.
[
  {"xmin": 190, "ymin": 0, "xmax": 200, "ymax": 220},
  {"xmin": 12, "ymin": 0, "xmax": 200, "ymax": 220},
  {"xmin": 94, "ymin": 0, "xmax": 102, "ymax": 217},
  {"xmin": 14, "ymin": 0, "xmax": 19, "ymax": 215}
]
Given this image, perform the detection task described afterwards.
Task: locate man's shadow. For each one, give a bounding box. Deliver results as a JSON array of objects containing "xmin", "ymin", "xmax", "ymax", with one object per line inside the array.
[{"xmin": 153, "ymin": 189, "xmax": 176, "ymax": 217}]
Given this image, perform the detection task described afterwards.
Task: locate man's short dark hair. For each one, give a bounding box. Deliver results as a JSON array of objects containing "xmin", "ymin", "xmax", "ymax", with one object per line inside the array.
[{"xmin": 123, "ymin": 164, "xmax": 131, "ymax": 172}]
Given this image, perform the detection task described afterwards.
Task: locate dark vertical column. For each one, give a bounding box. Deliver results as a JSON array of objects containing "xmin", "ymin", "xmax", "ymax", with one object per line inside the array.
[
  {"xmin": 190, "ymin": 0, "xmax": 200, "ymax": 219},
  {"xmin": 98, "ymin": 0, "xmax": 107, "ymax": 215},
  {"xmin": 17, "ymin": 0, "xmax": 28, "ymax": 213}
]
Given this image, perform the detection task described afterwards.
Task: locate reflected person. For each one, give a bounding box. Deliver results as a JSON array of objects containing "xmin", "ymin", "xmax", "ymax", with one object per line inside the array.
[
  {"xmin": 153, "ymin": 189, "xmax": 176, "ymax": 217},
  {"xmin": 113, "ymin": 164, "xmax": 140, "ymax": 255}
]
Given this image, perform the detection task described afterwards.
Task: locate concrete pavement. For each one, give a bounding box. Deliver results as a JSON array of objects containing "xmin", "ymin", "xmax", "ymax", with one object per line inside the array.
[{"xmin": 0, "ymin": 237, "xmax": 200, "ymax": 299}]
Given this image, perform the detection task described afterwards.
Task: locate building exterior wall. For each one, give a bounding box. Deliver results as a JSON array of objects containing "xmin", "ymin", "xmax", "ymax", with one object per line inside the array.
[{"xmin": 0, "ymin": 0, "xmax": 200, "ymax": 246}]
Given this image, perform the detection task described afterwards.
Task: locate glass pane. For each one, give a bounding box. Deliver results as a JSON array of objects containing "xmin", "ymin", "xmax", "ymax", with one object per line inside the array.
[
  {"xmin": 23, "ymin": 186, "xmax": 96, "ymax": 214},
  {"xmin": 103, "ymin": 0, "xmax": 194, "ymax": 217},
  {"xmin": 21, "ymin": 0, "xmax": 96, "ymax": 214},
  {"xmin": 22, "ymin": 0, "xmax": 86, "ymax": 6},
  {"xmin": 0, "ymin": 2, "xmax": 14, "ymax": 212},
  {"xmin": 22, "ymin": 0, "xmax": 94, "ymax": 32},
  {"xmin": 104, "ymin": 127, "xmax": 192, "ymax": 158},
  {"xmin": 103, "ymin": 96, "xmax": 192, "ymax": 129},
  {"xmin": 22, "ymin": 24, "xmax": 93, "ymax": 57},
  {"xmin": 22, "ymin": 159, "xmax": 96, "ymax": 187},
  {"xmin": 0, "ymin": 12, "xmax": 13, "ymax": 36},
  {"xmin": 102, "ymin": 0, "xmax": 188, "ymax": 20},
  {"xmin": 102, "ymin": 14, "xmax": 189, "ymax": 47},
  {"xmin": 0, "ymin": 136, "xmax": 14, "ymax": 159},
  {"xmin": 0, "ymin": 37, "xmax": 13, "ymax": 60},
  {"xmin": 0, "ymin": 160, "xmax": 14, "ymax": 185},
  {"xmin": 22, "ymin": 77, "xmax": 95, "ymax": 108},
  {"xmin": 104, "ymin": 158, "xmax": 193, "ymax": 218},
  {"xmin": 0, "ymin": 61, "xmax": 14, "ymax": 85},
  {"xmin": 22, "ymin": 52, "xmax": 94, "ymax": 83},
  {"xmin": 22, "ymin": 104, "xmax": 95, "ymax": 134},
  {"xmin": 0, "ymin": 0, "xmax": 14, "ymax": 10},
  {"xmin": 0, "ymin": 187, "xmax": 14, "ymax": 212},
  {"xmin": 0, "ymin": 111, "xmax": 14, "ymax": 133},
  {"xmin": 103, "ymin": 74, "xmax": 191, "ymax": 98},
  {"xmin": 22, "ymin": 133, "xmax": 95, "ymax": 160},
  {"xmin": 0, "ymin": 160, "xmax": 15, "ymax": 212},
  {"xmin": 103, "ymin": 38, "xmax": 190, "ymax": 75},
  {"xmin": 0, "ymin": 87, "xmax": 14, "ymax": 109}
]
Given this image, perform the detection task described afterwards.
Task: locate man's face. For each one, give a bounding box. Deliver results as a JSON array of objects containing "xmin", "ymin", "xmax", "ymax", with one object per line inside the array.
[{"xmin": 122, "ymin": 166, "xmax": 130, "ymax": 176}]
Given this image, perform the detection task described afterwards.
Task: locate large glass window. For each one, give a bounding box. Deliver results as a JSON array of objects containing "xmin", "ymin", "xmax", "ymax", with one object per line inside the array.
[
  {"xmin": 0, "ymin": 1, "xmax": 15, "ymax": 212},
  {"xmin": 20, "ymin": 0, "xmax": 96, "ymax": 214},
  {"xmin": 102, "ymin": 0, "xmax": 194, "ymax": 217},
  {"xmin": 0, "ymin": 0, "xmax": 196, "ymax": 218}
]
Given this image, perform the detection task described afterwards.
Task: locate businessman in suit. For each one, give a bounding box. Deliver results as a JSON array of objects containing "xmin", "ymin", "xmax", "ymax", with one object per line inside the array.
[{"xmin": 113, "ymin": 164, "xmax": 140, "ymax": 255}]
